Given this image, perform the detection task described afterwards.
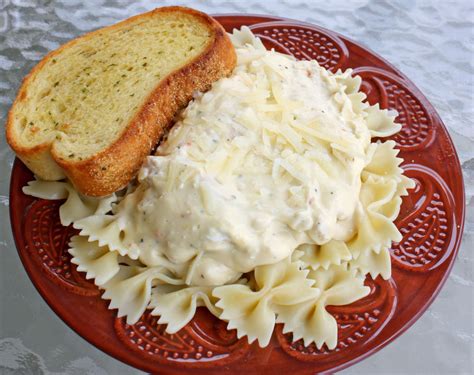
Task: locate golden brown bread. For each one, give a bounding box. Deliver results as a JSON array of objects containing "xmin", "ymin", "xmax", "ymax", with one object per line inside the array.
[{"xmin": 6, "ymin": 6, "xmax": 236, "ymax": 196}]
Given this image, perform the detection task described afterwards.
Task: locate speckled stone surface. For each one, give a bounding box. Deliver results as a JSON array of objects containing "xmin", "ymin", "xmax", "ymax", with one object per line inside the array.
[{"xmin": 0, "ymin": 0, "xmax": 472, "ymax": 374}]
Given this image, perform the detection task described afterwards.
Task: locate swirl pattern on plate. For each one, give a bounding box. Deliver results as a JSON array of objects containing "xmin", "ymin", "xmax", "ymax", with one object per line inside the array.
[
  {"xmin": 391, "ymin": 165, "xmax": 456, "ymax": 272},
  {"xmin": 250, "ymin": 22, "xmax": 348, "ymax": 71},
  {"xmin": 355, "ymin": 67, "xmax": 435, "ymax": 151},
  {"xmin": 114, "ymin": 310, "xmax": 249, "ymax": 365},
  {"xmin": 24, "ymin": 199, "xmax": 99, "ymax": 296}
]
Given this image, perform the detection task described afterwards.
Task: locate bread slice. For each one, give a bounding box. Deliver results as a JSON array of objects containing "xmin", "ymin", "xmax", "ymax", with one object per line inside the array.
[{"xmin": 6, "ymin": 6, "xmax": 236, "ymax": 196}]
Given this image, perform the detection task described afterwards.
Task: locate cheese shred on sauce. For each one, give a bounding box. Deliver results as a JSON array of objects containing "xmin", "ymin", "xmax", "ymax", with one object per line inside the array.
[{"xmin": 123, "ymin": 31, "xmax": 372, "ymax": 286}]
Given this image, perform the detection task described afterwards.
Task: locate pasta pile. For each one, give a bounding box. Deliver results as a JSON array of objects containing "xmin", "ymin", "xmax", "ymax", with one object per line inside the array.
[{"xmin": 23, "ymin": 28, "xmax": 413, "ymax": 349}]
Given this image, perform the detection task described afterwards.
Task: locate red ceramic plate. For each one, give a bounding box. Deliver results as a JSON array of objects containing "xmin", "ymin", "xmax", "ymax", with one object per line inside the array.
[{"xmin": 9, "ymin": 14, "xmax": 465, "ymax": 374}]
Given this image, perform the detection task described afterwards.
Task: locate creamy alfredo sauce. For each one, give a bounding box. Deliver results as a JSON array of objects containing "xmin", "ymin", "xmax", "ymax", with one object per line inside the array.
[{"xmin": 116, "ymin": 35, "xmax": 372, "ymax": 286}]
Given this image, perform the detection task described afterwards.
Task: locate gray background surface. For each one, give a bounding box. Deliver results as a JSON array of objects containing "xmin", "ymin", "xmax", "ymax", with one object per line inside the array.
[{"xmin": 0, "ymin": 0, "xmax": 472, "ymax": 374}]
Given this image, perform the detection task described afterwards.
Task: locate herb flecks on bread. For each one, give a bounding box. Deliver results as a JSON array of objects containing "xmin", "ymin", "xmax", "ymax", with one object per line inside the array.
[{"xmin": 6, "ymin": 6, "xmax": 236, "ymax": 196}]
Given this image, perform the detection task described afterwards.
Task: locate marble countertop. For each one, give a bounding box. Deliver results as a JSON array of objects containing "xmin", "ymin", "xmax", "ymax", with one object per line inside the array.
[{"xmin": 0, "ymin": 0, "xmax": 472, "ymax": 374}]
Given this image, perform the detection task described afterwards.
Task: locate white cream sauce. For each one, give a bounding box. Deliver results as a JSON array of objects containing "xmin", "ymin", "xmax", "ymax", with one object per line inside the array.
[{"xmin": 115, "ymin": 38, "xmax": 371, "ymax": 286}]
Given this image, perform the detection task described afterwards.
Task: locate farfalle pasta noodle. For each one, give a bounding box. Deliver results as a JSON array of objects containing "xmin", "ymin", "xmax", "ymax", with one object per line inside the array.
[
  {"xmin": 22, "ymin": 27, "xmax": 414, "ymax": 350},
  {"xmin": 213, "ymin": 259, "xmax": 320, "ymax": 347},
  {"xmin": 150, "ymin": 285, "xmax": 221, "ymax": 333},
  {"xmin": 299, "ymin": 240, "xmax": 352, "ymax": 271},
  {"xmin": 276, "ymin": 264, "xmax": 370, "ymax": 349},
  {"xmin": 69, "ymin": 236, "xmax": 120, "ymax": 286},
  {"xmin": 23, "ymin": 179, "xmax": 118, "ymax": 225}
]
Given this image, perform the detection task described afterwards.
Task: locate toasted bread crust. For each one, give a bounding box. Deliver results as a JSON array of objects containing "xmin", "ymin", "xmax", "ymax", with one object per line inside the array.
[{"xmin": 6, "ymin": 6, "xmax": 236, "ymax": 196}]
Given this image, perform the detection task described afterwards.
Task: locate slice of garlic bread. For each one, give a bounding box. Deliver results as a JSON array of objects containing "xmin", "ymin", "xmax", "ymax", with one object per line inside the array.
[{"xmin": 6, "ymin": 6, "xmax": 236, "ymax": 196}]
